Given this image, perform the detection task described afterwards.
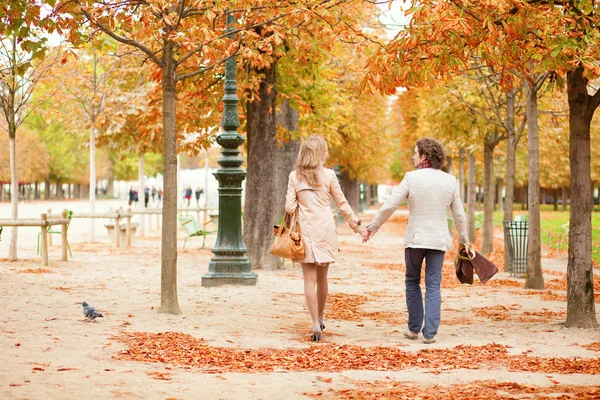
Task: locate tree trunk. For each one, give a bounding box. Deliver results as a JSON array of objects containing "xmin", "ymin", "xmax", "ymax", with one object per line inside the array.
[
  {"xmin": 467, "ymin": 151, "xmax": 477, "ymax": 244},
  {"xmin": 244, "ymin": 62, "xmax": 281, "ymax": 271},
  {"xmin": 481, "ymin": 139, "xmax": 495, "ymax": 254},
  {"xmin": 57, "ymin": 180, "xmax": 62, "ymax": 199},
  {"xmin": 458, "ymin": 147, "xmax": 465, "ymax": 202},
  {"xmin": 565, "ymin": 66, "xmax": 597, "ymax": 328},
  {"xmin": 340, "ymin": 171, "xmax": 360, "ymax": 212},
  {"xmin": 89, "ymin": 127, "xmax": 97, "ymax": 243},
  {"xmin": 107, "ymin": 176, "xmax": 114, "ymax": 198},
  {"xmin": 503, "ymin": 90, "xmax": 518, "ymax": 271},
  {"xmin": 0, "ymin": 183, "xmax": 4, "ymax": 202},
  {"xmin": 541, "ymin": 188, "xmax": 546, "ymax": 205},
  {"xmin": 554, "ymin": 188, "xmax": 559, "ymax": 211},
  {"xmin": 138, "ymin": 154, "xmax": 145, "ymax": 236},
  {"xmin": 274, "ymin": 99, "xmax": 301, "ymax": 220},
  {"xmin": 446, "ymin": 156, "xmax": 453, "ymax": 174},
  {"xmin": 34, "ymin": 182, "xmax": 39, "ymax": 200},
  {"xmin": 524, "ymin": 83, "xmax": 545, "ymax": 290},
  {"xmin": 562, "ymin": 186, "xmax": 567, "ymax": 211},
  {"xmin": 159, "ymin": 48, "xmax": 182, "ymax": 315},
  {"xmin": 44, "ymin": 178, "xmax": 50, "ymax": 200},
  {"xmin": 496, "ymin": 178, "xmax": 504, "ymax": 213},
  {"xmin": 371, "ymin": 184, "xmax": 378, "ymax": 205},
  {"xmin": 9, "ymin": 136, "xmax": 18, "ymax": 261}
]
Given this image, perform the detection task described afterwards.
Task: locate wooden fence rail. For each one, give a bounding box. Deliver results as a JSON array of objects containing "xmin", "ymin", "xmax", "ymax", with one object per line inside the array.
[
  {"xmin": 0, "ymin": 211, "xmax": 70, "ymax": 266},
  {"xmin": 48, "ymin": 207, "xmax": 134, "ymax": 247},
  {"xmin": 130, "ymin": 207, "xmax": 218, "ymax": 233}
]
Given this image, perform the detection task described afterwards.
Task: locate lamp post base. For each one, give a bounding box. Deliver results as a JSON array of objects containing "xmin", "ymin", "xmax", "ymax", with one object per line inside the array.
[
  {"xmin": 201, "ymin": 257, "xmax": 257, "ymax": 287},
  {"xmin": 201, "ymin": 272, "xmax": 257, "ymax": 287}
]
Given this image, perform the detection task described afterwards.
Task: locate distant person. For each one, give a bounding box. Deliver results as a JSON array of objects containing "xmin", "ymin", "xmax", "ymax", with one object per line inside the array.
[
  {"xmin": 195, "ymin": 187, "xmax": 204, "ymax": 207},
  {"xmin": 133, "ymin": 188, "xmax": 139, "ymax": 209},
  {"xmin": 364, "ymin": 137, "xmax": 469, "ymax": 344},
  {"xmin": 128, "ymin": 186, "xmax": 136, "ymax": 206},
  {"xmin": 157, "ymin": 188, "xmax": 163, "ymax": 206},
  {"xmin": 185, "ymin": 187, "xmax": 192, "ymax": 206},
  {"xmin": 144, "ymin": 186, "xmax": 150, "ymax": 208},
  {"xmin": 151, "ymin": 186, "xmax": 157, "ymax": 204}
]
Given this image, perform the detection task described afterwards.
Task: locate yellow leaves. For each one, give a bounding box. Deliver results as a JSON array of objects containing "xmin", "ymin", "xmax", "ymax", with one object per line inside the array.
[{"xmin": 205, "ymin": 9, "xmax": 217, "ymax": 22}]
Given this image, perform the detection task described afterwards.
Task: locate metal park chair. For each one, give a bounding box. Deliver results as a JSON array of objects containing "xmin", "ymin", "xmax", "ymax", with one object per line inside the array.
[{"xmin": 177, "ymin": 215, "xmax": 215, "ymax": 249}]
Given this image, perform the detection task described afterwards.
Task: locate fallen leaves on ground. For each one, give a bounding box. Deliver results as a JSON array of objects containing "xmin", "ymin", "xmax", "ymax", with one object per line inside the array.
[
  {"xmin": 327, "ymin": 294, "xmax": 368, "ymax": 322},
  {"xmin": 146, "ymin": 371, "xmax": 171, "ymax": 380},
  {"xmin": 583, "ymin": 343, "xmax": 600, "ymax": 352},
  {"xmin": 472, "ymin": 304, "xmax": 565, "ymax": 323},
  {"xmin": 514, "ymin": 290, "xmax": 568, "ymax": 302},
  {"xmin": 18, "ymin": 268, "xmax": 53, "ymax": 274},
  {"xmin": 310, "ymin": 379, "xmax": 600, "ymax": 399},
  {"xmin": 114, "ymin": 332, "xmax": 600, "ymax": 375}
]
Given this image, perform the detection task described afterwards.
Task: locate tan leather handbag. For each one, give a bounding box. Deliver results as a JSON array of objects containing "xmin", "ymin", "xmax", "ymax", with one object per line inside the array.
[{"xmin": 270, "ymin": 212, "xmax": 305, "ymax": 260}]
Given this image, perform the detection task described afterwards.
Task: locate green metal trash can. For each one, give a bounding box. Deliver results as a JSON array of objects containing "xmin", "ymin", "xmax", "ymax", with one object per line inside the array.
[{"xmin": 503, "ymin": 220, "xmax": 529, "ymax": 277}]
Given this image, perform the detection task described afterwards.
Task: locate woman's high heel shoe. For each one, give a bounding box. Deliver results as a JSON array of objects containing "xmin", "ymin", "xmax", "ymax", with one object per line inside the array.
[{"xmin": 311, "ymin": 326, "xmax": 322, "ymax": 342}]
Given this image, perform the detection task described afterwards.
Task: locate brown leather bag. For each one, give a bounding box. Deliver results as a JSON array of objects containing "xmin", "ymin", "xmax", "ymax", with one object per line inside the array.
[
  {"xmin": 270, "ymin": 212, "xmax": 305, "ymax": 260},
  {"xmin": 455, "ymin": 245, "xmax": 499, "ymax": 285}
]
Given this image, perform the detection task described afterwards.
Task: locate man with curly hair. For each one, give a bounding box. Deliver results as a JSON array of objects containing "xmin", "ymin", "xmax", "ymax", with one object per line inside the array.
[{"xmin": 365, "ymin": 137, "xmax": 469, "ymax": 344}]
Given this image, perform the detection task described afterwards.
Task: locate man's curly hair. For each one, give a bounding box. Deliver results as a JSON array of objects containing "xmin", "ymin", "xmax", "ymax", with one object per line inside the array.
[{"xmin": 416, "ymin": 138, "xmax": 446, "ymax": 170}]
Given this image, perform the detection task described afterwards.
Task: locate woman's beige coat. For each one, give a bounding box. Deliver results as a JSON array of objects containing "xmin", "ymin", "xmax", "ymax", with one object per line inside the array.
[{"xmin": 285, "ymin": 168, "xmax": 364, "ymax": 264}]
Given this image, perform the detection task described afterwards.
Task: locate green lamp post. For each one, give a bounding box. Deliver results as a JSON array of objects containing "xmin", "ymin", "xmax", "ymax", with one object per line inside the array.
[{"xmin": 202, "ymin": 11, "xmax": 257, "ymax": 287}]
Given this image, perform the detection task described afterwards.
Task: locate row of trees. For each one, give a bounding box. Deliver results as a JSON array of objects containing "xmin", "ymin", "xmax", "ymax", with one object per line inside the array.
[
  {"xmin": 2, "ymin": 1, "xmax": 597, "ymax": 328},
  {"xmin": 363, "ymin": 0, "xmax": 600, "ymax": 328},
  {"xmin": 1, "ymin": 1, "xmax": 396, "ymax": 314}
]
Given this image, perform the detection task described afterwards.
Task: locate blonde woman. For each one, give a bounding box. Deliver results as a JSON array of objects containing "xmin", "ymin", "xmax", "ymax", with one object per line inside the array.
[{"xmin": 285, "ymin": 135, "xmax": 368, "ymax": 341}]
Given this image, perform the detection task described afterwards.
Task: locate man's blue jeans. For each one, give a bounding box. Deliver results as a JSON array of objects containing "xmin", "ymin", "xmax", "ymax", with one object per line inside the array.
[{"xmin": 404, "ymin": 248, "xmax": 445, "ymax": 339}]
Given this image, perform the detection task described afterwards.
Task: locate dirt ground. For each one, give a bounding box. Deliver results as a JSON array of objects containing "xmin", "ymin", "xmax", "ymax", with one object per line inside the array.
[{"xmin": 1, "ymin": 200, "xmax": 599, "ymax": 399}]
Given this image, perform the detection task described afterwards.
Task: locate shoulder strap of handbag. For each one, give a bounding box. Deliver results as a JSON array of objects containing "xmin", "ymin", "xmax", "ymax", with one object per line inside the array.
[
  {"xmin": 277, "ymin": 213, "xmax": 291, "ymax": 236},
  {"xmin": 290, "ymin": 211, "xmax": 301, "ymax": 234}
]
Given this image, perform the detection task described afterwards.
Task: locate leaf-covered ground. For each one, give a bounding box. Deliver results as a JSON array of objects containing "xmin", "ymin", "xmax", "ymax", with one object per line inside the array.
[{"xmin": 1, "ymin": 201, "xmax": 599, "ymax": 399}]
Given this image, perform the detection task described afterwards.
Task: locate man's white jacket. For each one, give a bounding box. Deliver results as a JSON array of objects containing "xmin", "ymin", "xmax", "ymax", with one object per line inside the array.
[{"xmin": 367, "ymin": 168, "xmax": 469, "ymax": 251}]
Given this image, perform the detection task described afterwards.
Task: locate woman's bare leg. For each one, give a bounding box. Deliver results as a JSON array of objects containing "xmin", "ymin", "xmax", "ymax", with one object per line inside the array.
[
  {"xmin": 301, "ymin": 263, "xmax": 321, "ymax": 340},
  {"xmin": 316, "ymin": 263, "xmax": 329, "ymax": 329}
]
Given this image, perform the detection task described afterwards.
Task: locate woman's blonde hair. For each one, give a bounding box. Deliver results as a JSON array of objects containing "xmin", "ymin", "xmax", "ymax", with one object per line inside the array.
[{"xmin": 295, "ymin": 135, "xmax": 328, "ymax": 187}]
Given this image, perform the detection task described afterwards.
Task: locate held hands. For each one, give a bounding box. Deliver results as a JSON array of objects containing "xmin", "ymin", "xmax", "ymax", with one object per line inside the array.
[{"xmin": 360, "ymin": 229, "xmax": 375, "ymax": 243}]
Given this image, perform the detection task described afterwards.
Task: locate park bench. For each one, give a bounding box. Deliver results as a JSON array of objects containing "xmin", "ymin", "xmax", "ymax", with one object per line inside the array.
[
  {"xmin": 72, "ymin": 208, "xmax": 134, "ymax": 247},
  {"xmin": 177, "ymin": 215, "xmax": 215, "ymax": 249}
]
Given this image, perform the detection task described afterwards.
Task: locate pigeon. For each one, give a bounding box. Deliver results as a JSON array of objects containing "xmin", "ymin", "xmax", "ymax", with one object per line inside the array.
[{"xmin": 82, "ymin": 302, "xmax": 103, "ymax": 321}]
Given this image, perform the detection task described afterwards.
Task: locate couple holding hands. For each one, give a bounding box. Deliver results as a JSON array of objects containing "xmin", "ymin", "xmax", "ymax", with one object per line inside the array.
[{"xmin": 285, "ymin": 135, "xmax": 469, "ymax": 343}]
